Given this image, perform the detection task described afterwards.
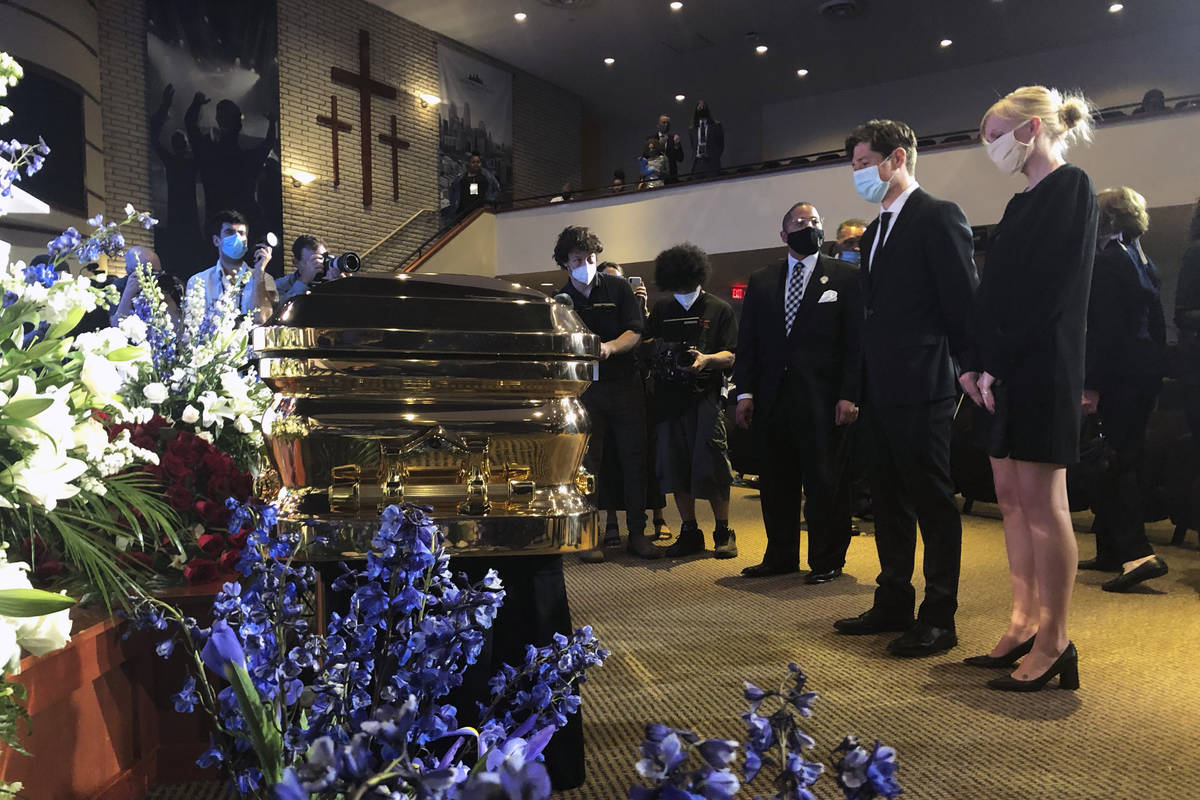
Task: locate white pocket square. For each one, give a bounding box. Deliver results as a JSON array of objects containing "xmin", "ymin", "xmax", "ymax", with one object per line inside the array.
[{"xmin": 817, "ymin": 289, "xmax": 839, "ymax": 304}]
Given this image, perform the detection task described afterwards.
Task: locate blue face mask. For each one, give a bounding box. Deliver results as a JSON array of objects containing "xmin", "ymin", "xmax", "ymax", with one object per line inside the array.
[
  {"xmin": 852, "ymin": 163, "xmax": 891, "ymax": 204},
  {"xmin": 220, "ymin": 232, "xmax": 247, "ymax": 261},
  {"xmin": 840, "ymin": 249, "xmax": 861, "ymax": 265}
]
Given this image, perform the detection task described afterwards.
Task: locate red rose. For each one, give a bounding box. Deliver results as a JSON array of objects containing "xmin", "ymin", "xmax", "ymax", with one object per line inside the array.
[
  {"xmin": 121, "ymin": 551, "xmax": 155, "ymax": 569},
  {"xmin": 165, "ymin": 483, "xmax": 193, "ymax": 512},
  {"xmin": 183, "ymin": 559, "xmax": 219, "ymax": 585},
  {"xmin": 195, "ymin": 499, "xmax": 230, "ymax": 525},
  {"xmin": 33, "ymin": 560, "xmax": 65, "ymax": 581},
  {"xmin": 196, "ymin": 532, "xmax": 226, "ymax": 554},
  {"xmin": 228, "ymin": 530, "xmax": 248, "ymax": 549},
  {"xmin": 218, "ymin": 549, "xmax": 242, "ymax": 573},
  {"xmin": 161, "ymin": 452, "xmax": 190, "ymax": 482},
  {"xmin": 230, "ymin": 473, "xmax": 253, "ymax": 502}
]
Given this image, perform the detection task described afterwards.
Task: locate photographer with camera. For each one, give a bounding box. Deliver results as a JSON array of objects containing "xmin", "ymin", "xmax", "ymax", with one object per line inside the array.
[
  {"xmin": 186, "ymin": 209, "xmax": 277, "ymax": 324},
  {"xmin": 646, "ymin": 243, "xmax": 739, "ymax": 559},
  {"xmin": 275, "ymin": 235, "xmax": 328, "ymax": 303}
]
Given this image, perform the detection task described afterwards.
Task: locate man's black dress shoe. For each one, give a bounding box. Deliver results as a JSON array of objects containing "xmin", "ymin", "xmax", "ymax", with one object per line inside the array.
[
  {"xmin": 887, "ymin": 623, "xmax": 957, "ymax": 657},
  {"xmin": 833, "ymin": 608, "xmax": 913, "ymax": 635},
  {"xmin": 1077, "ymin": 557, "xmax": 1118, "ymax": 572},
  {"xmin": 804, "ymin": 568, "xmax": 843, "ymax": 585},
  {"xmin": 963, "ymin": 634, "xmax": 1035, "ymax": 668},
  {"xmin": 1101, "ymin": 555, "xmax": 1168, "ymax": 593},
  {"xmin": 740, "ymin": 562, "xmax": 799, "ymax": 578}
]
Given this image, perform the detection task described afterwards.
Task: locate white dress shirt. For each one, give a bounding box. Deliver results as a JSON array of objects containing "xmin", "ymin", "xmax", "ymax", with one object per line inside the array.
[
  {"xmin": 186, "ymin": 260, "xmax": 278, "ymax": 318},
  {"xmin": 868, "ymin": 180, "xmax": 921, "ymax": 269}
]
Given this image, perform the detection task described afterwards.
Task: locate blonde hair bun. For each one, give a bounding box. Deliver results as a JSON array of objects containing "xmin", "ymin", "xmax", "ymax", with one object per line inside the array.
[{"xmin": 981, "ymin": 86, "xmax": 1094, "ymax": 152}]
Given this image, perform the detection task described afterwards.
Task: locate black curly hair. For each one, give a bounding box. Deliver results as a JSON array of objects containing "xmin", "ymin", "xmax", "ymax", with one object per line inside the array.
[
  {"xmin": 553, "ymin": 226, "xmax": 604, "ymax": 268},
  {"xmin": 654, "ymin": 242, "xmax": 711, "ymax": 292}
]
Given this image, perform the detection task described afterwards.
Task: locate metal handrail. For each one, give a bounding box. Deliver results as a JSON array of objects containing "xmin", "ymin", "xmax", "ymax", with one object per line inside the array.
[{"xmin": 360, "ymin": 208, "xmax": 437, "ymax": 258}]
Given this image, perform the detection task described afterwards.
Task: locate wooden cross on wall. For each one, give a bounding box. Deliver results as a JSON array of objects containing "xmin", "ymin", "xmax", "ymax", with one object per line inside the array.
[
  {"xmin": 378, "ymin": 115, "xmax": 410, "ymax": 202},
  {"xmin": 316, "ymin": 95, "xmax": 352, "ymax": 187},
  {"xmin": 331, "ymin": 30, "xmax": 397, "ymax": 207}
]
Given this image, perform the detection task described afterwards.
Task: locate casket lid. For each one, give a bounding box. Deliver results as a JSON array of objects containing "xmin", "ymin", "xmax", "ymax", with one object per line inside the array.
[{"xmin": 253, "ymin": 273, "xmax": 597, "ymax": 359}]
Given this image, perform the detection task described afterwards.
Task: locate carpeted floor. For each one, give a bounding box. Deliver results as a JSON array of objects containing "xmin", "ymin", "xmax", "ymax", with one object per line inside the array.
[{"xmin": 147, "ymin": 488, "xmax": 1200, "ymax": 799}]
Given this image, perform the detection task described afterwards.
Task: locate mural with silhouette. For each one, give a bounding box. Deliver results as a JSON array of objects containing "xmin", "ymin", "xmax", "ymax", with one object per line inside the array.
[{"xmin": 144, "ymin": 1, "xmax": 282, "ymax": 278}]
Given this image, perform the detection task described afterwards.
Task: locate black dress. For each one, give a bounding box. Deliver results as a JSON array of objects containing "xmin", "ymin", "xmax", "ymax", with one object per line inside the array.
[{"xmin": 970, "ymin": 164, "xmax": 1099, "ymax": 464}]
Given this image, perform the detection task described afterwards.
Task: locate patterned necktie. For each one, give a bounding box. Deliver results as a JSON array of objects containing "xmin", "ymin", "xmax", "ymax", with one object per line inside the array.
[{"xmin": 785, "ymin": 260, "xmax": 805, "ymax": 336}]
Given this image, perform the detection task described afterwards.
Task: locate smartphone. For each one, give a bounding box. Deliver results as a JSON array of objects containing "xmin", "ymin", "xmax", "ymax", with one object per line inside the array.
[{"xmin": 629, "ymin": 276, "xmax": 644, "ymax": 288}]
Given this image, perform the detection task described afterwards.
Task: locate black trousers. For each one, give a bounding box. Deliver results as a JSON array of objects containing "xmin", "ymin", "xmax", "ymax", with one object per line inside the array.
[
  {"xmin": 1092, "ymin": 381, "xmax": 1160, "ymax": 565},
  {"xmin": 582, "ymin": 374, "xmax": 648, "ymax": 532},
  {"xmin": 864, "ymin": 396, "xmax": 961, "ymax": 628},
  {"xmin": 755, "ymin": 374, "xmax": 849, "ymax": 572}
]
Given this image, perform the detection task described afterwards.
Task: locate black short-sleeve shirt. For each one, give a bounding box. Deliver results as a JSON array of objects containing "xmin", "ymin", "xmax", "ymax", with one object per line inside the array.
[
  {"xmin": 561, "ymin": 271, "xmax": 644, "ymax": 381},
  {"xmin": 646, "ymin": 292, "xmax": 738, "ymax": 400}
]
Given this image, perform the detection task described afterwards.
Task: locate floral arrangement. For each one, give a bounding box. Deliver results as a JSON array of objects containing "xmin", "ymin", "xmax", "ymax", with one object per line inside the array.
[
  {"xmin": 632, "ymin": 665, "xmax": 901, "ymax": 800},
  {"xmin": 0, "ymin": 52, "xmax": 180, "ymax": 608},
  {"xmin": 127, "ymin": 502, "xmax": 608, "ymax": 799},
  {"xmin": 0, "ymin": 241, "xmax": 178, "ymax": 604},
  {"xmin": 118, "ymin": 250, "xmax": 271, "ymax": 473},
  {"xmin": 110, "ymin": 415, "xmax": 254, "ymax": 585}
]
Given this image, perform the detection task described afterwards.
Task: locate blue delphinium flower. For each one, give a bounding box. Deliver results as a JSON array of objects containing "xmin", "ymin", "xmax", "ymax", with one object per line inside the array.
[
  {"xmin": 129, "ymin": 500, "xmax": 605, "ymax": 800},
  {"xmin": 834, "ymin": 736, "xmax": 902, "ymax": 800},
  {"xmin": 173, "ymin": 676, "xmax": 200, "ymax": 713}
]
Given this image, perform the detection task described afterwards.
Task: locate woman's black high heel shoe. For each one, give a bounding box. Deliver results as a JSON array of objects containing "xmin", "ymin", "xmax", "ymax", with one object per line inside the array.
[
  {"xmin": 987, "ymin": 642, "xmax": 1079, "ymax": 692},
  {"xmin": 962, "ymin": 635, "xmax": 1036, "ymax": 668}
]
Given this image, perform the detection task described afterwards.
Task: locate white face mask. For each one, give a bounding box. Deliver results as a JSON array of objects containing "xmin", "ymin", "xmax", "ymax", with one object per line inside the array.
[
  {"xmin": 674, "ymin": 287, "xmax": 702, "ymax": 310},
  {"xmin": 570, "ymin": 262, "xmax": 596, "ymax": 285},
  {"xmin": 986, "ymin": 118, "xmax": 1035, "ymax": 174}
]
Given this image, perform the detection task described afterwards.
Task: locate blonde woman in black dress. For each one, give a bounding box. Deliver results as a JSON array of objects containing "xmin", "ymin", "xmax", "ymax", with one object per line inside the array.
[{"xmin": 960, "ymin": 86, "xmax": 1098, "ymax": 692}]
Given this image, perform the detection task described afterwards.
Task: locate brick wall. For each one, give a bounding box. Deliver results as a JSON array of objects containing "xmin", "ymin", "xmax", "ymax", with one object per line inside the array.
[{"xmin": 96, "ymin": 0, "xmax": 582, "ymax": 270}]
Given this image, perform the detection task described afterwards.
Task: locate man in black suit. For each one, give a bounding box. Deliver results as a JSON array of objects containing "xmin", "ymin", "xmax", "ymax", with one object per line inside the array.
[
  {"xmin": 734, "ymin": 202, "xmax": 863, "ymax": 582},
  {"xmin": 833, "ymin": 120, "xmax": 977, "ymax": 657},
  {"xmin": 653, "ymin": 114, "xmax": 686, "ymax": 185}
]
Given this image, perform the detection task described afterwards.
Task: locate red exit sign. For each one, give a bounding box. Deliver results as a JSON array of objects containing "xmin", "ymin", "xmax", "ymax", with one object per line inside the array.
[{"xmin": 730, "ymin": 283, "xmax": 747, "ymax": 300}]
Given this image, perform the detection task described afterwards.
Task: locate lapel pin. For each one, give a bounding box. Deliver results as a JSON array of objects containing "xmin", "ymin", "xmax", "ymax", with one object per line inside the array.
[{"xmin": 820, "ymin": 275, "xmax": 829, "ymax": 284}]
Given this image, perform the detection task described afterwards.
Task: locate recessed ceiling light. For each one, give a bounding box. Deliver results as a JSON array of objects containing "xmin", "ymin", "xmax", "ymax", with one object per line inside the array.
[
  {"xmin": 755, "ymin": 44, "xmax": 769, "ymax": 54},
  {"xmin": 514, "ymin": 11, "xmax": 527, "ymax": 21},
  {"xmin": 669, "ymin": 1, "xmax": 683, "ymax": 9},
  {"xmin": 796, "ymin": 68, "xmax": 809, "ymax": 77},
  {"xmin": 603, "ymin": 57, "xmax": 615, "ymax": 65},
  {"xmin": 939, "ymin": 38, "xmax": 953, "ymax": 47},
  {"xmin": 1108, "ymin": 2, "xmax": 1123, "ymax": 10},
  {"xmin": 675, "ymin": 94, "xmax": 686, "ymax": 102}
]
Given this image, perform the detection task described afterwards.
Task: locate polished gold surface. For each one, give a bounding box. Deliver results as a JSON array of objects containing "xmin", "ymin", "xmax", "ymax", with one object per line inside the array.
[{"xmin": 256, "ymin": 273, "xmax": 600, "ymax": 557}]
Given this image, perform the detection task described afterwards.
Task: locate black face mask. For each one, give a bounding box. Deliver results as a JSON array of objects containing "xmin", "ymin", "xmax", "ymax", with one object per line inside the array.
[{"xmin": 787, "ymin": 227, "xmax": 824, "ymax": 257}]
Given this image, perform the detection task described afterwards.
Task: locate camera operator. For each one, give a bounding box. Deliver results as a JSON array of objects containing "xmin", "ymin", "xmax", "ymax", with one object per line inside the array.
[
  {"xmin": 275, "ymin": 235, "xmax": 328, "ymax": 304},
  {"xmin": 646, "ymin": 243, "xmax": 739, "ymax": 559}
]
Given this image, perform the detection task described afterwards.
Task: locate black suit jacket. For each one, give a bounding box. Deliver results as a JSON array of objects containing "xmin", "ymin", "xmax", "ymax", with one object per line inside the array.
[
  {"xmin": 689, "ymin": 121, "xmax": 725, "ymax": 165},
  {"xmin": 652, "ymin": 130, "xmax": 686, "ymax": 180},
  {"xmin": 859, "ymin": 187, "xmax": 977, "ymax": 407},
  {"xmin": 1085, "ymin": 238, "xmax": 1166, "ymax": 392},
  {"xmin": 734, "ymin": 254, "xmax": 863, "ymax": 423}
]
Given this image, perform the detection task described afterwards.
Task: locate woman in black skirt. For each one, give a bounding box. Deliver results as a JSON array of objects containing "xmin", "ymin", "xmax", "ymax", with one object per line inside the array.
[{"xmin": 960, "ymin": 86, "xmax": 1098, "ymax": 692}]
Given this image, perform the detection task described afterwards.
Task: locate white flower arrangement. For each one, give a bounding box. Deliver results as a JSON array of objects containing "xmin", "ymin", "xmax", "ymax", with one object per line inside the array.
[{"xmin": 122, "ymin": 254, "xmax": 271, "ymax": 472}]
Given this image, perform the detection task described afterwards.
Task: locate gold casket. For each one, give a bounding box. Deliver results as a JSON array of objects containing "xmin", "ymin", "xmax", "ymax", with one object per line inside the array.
[{"xmin": 253, "ymin": 273, "xmax": 599, "ymax": 557}]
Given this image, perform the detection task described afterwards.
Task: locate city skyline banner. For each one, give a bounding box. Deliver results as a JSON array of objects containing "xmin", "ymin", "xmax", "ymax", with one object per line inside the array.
[{"xmin": 436, "ymin": 45, "xmax": 514, "ymax": 220}]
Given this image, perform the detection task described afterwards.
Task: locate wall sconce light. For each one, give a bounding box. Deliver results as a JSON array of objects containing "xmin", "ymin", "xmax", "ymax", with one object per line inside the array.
[
  {"xmin": 288, "ymin": 169, "xmax": 318, "ymax": 187},
  {"xmin": 417, "ymin": 92, "xmax": 442, "ymax": 108}
]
